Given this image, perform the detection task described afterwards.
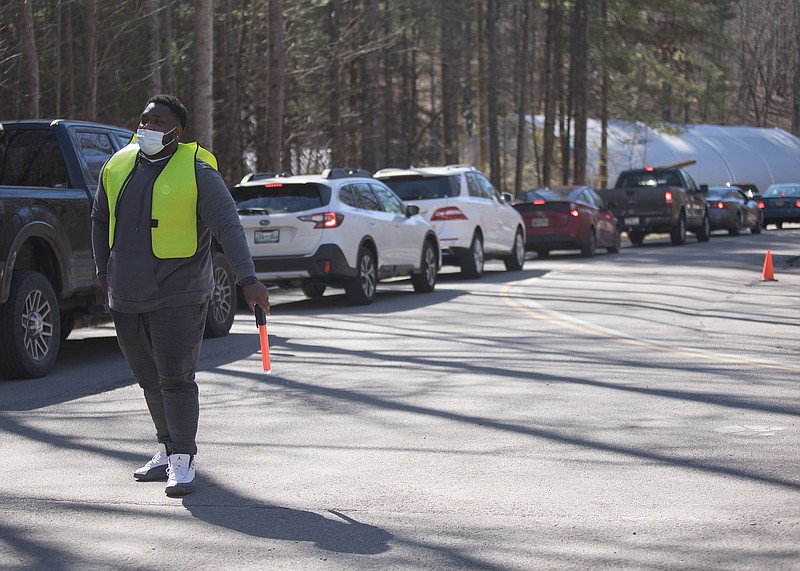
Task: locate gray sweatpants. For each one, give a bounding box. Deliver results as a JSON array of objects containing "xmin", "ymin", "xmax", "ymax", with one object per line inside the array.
[{"xmin": 111, "ymin": 302, "xmax": 208, "ymax": 456}]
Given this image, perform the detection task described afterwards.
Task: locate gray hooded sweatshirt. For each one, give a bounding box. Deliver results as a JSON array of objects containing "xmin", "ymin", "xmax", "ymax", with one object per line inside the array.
[{"xmin": 91, "ymin": 150, "xmax": 255, "ymax": 313}]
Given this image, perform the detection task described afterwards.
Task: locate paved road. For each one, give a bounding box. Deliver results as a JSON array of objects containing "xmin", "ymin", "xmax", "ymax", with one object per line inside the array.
[{"xmin": 1, "ymin": 229, "xmax": 799, "ymax": 570}]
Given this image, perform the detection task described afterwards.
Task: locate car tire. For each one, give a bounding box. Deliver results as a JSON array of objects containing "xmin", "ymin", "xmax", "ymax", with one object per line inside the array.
[
  {"xmin": 460, "ymin": 232, "xmax": 484, "ymax": 279},
  {"xmin": 671, "ymin": 212, "xmax": 687, "ymax": 245},
  {"xmin": 0, "ymin": 270, "xmax": 61, "ymax": 379},
  {"xmin": 301, "ymin": 283, "xmax": 327, "ymax": 298},
  {"xmin": 204, "ymin": 250, "xmax": 236, "ymax": 338},
  {"xmin": 536, "ymin": 249, "xmax": 550, "ymax": 258},
  {"xmin": 752, "ymin": 215, "xmax": 763, "ymax": 234},
  {"xmin": 411, "ymin": 241, "xmax": 437, "ymax": 293},
  {"xmin": 345, "ymin": 246, "xmax": 377, "ymax": 305},
  {"xmin": 628, "ymin": 230, "xmax": 645, "ymax": 246},
  {"xmin": 503, "ymin": 229, "xmax": 525, "ymax": 271},
  {"xmin": 776, "ymin": 222, "xmax": 783, "ymax": 229},
  {"xmin": 729, "ymin": 214, "xmax": 742, "ymax": 236},
  {"xmin": 580, "ymin": 229, "xmax": 597, "ymax": 257},
  {"xmin": 696, "ymin": 213, "xmax": 711, "ymax": 242},
  {"xmin": 607, "ymin": 228, "xmax": 621, "ymax": 254}
]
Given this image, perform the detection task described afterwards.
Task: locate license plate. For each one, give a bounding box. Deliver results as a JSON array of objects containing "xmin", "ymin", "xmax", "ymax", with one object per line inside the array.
[
  {"xmin": 254, "ymin": 229, "xmax": 279, "ymax": 244},
  {"xmin": 530, "ymin": 218, "xmax": 549, "ymax": 227},
  {"xmin": 773, "ymin": 200, "xmax": 784, "ymax": 207},
  {"xmin": 624, "ymin": 217, "xmax": 640, "ymax": 226}
]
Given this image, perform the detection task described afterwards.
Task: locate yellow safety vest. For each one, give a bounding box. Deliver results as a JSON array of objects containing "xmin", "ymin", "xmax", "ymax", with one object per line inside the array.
[{"xmin": 102, "ymin": 141, "xmax": 218, "ymax": 259}]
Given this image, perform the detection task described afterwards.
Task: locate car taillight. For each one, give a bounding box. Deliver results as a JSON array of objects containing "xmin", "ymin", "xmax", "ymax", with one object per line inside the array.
[
  {"xmin": 758, "ymin": 201, "xmax": 765, "ymax": 209},
  {"xmin": 533, "ymin": 199, "xmax": 545, "ymax": 205},
  {"xmin": 263, "ymin": 183, "xmax": 283, "ymax": 188},
  {"xmin": 665, "ymin": 190, "xmax": 673, "ymax": 205},
  {"xmin": 431, "ymin": 207, "xmax": 467, "ymax": 221},
  {"xmin": 795, "ymin": 200, "xmax": 800, "ymax": 208},
  {"xmin": 569, "ymin": 202, "xmax": 579, "ymax": 217},
  {"xmin": 717, "ymin": 201, "xmax": 725, "ymax": 209},
  {"xmin": 298, "ymin": 212, "xmax": 344, "ymax": 229}
]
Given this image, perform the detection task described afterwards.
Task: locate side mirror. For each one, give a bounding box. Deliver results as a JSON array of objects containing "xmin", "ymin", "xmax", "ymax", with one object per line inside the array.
[
  {"xmin": 502, "ymin": 192, "xmax": 513, "ymax": 203},
  {"xmin": 699, "ymin": 184, "xmax": 709, "ymax": 193},
  {"xmin": 406, "ymin": 204, "xmax": 420, "ymax": 217}
]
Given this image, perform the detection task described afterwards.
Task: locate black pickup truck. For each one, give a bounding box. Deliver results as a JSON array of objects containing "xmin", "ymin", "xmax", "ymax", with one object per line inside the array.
[
  {"xmin": 0, "ymin": 120, "xmax": 237, "ymax": 379},
  {"xmin": 597, "ymin": 162, "xmax": 711, "ymax": 246}
]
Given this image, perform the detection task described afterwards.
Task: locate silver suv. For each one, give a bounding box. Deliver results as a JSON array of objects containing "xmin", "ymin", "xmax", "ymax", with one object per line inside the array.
[
  {"xmin": 374, "ymin": 165, "xmax": 525, "ymax": 278},
  {"xmin": 231, "ymin": 168, "xmax": 440, "ymax": 305}
]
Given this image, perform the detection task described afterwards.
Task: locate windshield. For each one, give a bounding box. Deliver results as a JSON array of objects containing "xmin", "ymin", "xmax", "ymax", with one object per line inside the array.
[
  {"xmin": 763, "ymin": 185, "xmax": 800, "ymax": 198},
  {"xmin": 380, "ymin": 175, "xmax": 458, "ymax": 200},
  {"xmin": 231, "ymin": 182, "xmax": 328, "ymax": 213},
  {"xmin": 519, "ymin": 188, "xmax": 574, "ymax": 202}
]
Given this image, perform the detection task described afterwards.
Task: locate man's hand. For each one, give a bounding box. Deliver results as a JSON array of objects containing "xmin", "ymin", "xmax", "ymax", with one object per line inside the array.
[{"xmin": 243, "ymin": 281, "xmax": 271, "ymax": 315}]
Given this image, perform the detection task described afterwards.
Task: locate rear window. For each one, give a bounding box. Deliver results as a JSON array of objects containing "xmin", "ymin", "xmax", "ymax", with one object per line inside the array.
[
  {"xmin": 615, "ymin": 170, "xmax": 682, "ymax": 188},
  {"xmin": 706, "ymin": 187, "xmax": 728, "ymax": 198},
  {"xmin": 519, "ymin": 188, "xmax": 573, "ymax": 202},
  {"xmin": 0, "ymin": 128, "xmax": 71, "ymax": 188},
  {"xmin": 763, "ymin": 185, "xmax": 800, "ymax": 198},
  {"xmin": 231, "ymin": 182, "xmax": 329, "ymax": 213},
  {"xmin": 380, "ymin": 175, "xmax": 458, "ymax": 200}
]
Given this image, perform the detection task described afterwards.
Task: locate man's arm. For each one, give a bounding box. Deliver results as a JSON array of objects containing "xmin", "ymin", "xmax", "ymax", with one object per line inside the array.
[{"xmin": 90, "ymin": 171, "xmax": 111, "ymax": 307}]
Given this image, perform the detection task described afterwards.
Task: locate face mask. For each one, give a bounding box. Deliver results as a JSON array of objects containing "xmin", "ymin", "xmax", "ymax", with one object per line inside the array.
[{"xmin": 137, "ymin": 127, "xmax": 177, "ymax": 156}]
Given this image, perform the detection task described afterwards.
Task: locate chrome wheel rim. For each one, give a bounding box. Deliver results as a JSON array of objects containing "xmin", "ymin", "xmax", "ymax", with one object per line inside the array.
[
  {"xmin": 360, "ymin": 254, "xmax": 376, "ymax": 297},
  {"xmin": 424, "ymin": 246, "xmax": 436, "ymax": 285},
  {"xmin": 21, "ymin": 289, "xmax": 53, "ymax": 361},
  {"xmin": 473, "ymin": 237, "xmax": 484, "ymax": 272},
  {"xmin": 514, "ymin": 232, "xmax": 524, "ymax": 264},
  {"xmin": 210, "ymin": 266, "xmax": 232, "ymax": 323}
]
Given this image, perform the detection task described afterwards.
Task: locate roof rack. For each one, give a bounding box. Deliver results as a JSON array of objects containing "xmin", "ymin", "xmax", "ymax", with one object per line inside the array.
[
  {"xmin": 239, "ymin": 171, "xmax": 294, "ymax": 184},
  {"xmin": 322, "ymin": 168, "xmax": 373, "ymax": 179}
]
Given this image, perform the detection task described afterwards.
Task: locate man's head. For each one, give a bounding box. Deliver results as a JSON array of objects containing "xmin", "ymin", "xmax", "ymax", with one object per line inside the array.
[{"xmin": 137, "ymin": 94, "xmax": 187, "ymax": 157}]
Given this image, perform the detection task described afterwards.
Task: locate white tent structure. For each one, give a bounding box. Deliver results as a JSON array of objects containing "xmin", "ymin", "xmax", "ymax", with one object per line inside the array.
[{"xmin": 584, "ymin": 119, "xmax": 800, "ymax": 192}]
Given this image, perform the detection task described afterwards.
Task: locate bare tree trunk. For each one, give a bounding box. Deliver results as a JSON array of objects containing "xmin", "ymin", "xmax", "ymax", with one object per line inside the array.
[
  {"xmin": 217, "ymin": 0, "xmax": 242, "ymax": 183},
  {"xmin": 542, "ymin": 0, "xmax": 556, "ymax": 186},
  {"xmin": 360, "ymin": 0, "xmax": 379, "ymax": 171},
  {"xmin": 64, "ymin": 1, "xmax": 75, "ymax": 117},
  {"xmin": 192, "ymin": 0, "xmax": 214, "ymax": 145},
  {"xmin": 514, "ymin": 0, "xmax": 531, "ymax": 196},
  {"xmin": 327, "ymin": 0, "xmax": 342, "ymax": 166},
  {"xmin": 599, "ymin": 0, "xmax": 609, "ymax": 189},
  {"xmin": 441, "ymin": 0, "xmax": 460, "ymax": 164},
  {"xmin": 161, "ymin": 0, "xmax": 173, "ymax": 93},
  {"xmin": 265, "ymin": 0, "xmax": 285, "ymax": 170},
  {"xmin": 476, "ymin": 0, "xmax": 487, "ymax": 170},
  {"xmin": 82, "ymin": 0, "xmax": 97, "ymax": 120},
  {"xmin": 572, "ymin": 0, "xmax": 588, "ymax": 185},
  {"xmin": 21, "ymin": 0, "xmax": 39, "ymax": 118},
  {"xmin": 793, "ymin": 0, "xmax": 800, "ymax": 135},
  {"xmin": 486, "ymin": 0, "xmax": 500, "ymax": 188},
  {"xmin": 146, "ymin": 0, "xmax": 162, "ymax": 95}
]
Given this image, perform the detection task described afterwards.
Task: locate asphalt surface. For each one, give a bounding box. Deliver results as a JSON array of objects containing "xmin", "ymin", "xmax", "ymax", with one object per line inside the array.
[{"xmin": 1, "ymin": 228, "xmax": 798, "ymax": 570}]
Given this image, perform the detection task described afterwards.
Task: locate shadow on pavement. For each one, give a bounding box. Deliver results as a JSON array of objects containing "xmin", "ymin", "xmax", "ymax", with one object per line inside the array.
[{"xmin": 183, "ymin": 476, "xmax": 392, "ymax": 555}]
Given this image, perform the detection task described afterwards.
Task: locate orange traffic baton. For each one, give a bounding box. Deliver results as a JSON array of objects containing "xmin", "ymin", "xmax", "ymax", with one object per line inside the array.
[{"xmin": 254, "ymin": 305, "xmax": 272, "ymax": 374}]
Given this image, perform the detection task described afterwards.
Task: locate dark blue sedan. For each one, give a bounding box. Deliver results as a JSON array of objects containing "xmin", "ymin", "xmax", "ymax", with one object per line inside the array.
[{"xmin": 759, "ymin": 183, "xmax": 800, "ymax": 229}]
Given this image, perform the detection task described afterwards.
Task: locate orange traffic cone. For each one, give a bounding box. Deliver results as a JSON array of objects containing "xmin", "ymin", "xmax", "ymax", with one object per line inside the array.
[{"xmin": 761, "ymin": 250, "xmax": 777, "ymax": 281}]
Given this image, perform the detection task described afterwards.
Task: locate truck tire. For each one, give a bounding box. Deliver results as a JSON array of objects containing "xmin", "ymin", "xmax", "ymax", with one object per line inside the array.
[
  {"xmin": 204, "ymin": 250, "xmax": 236, "ymax": 338},
  {"xmin": 460, "ymin": 232, "xmax": 484, "ymax": 279},
  {"xmin": 345, "ymin": 246, "xmax": 377, "ymax": 305},
  {"xmin": 503, "ymin": 229, "xmax": 525, "ymax": 271},
  {"xmin": 696, "ymin": 213, "xmax": 711, "ymax": 242},
  {"xmin": 0, "ymin": 271, "xmax": 61, "ymax": 379},
  {"xmin": 628, "ymin": 231, "xmax": 645, "ymax": 246},
  {"xmin": 671, "ymin": 212, "xmax": 687, "ymax": 245},
  {"xmin": 411, "ymin": 240, "xmax": 438, "ymax": 293}
]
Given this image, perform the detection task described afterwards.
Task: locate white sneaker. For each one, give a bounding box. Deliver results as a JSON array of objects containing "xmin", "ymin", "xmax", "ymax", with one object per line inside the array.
[
  {"xmin": 165, "ymin": 453, "xmax": 195, "ymax": 496},
  {"xmin": 133, "ymin": 444, "xmax": 169, "ymax": 482}
]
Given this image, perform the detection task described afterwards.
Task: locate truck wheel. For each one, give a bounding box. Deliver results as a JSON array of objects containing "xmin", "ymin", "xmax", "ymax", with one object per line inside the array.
[
  {"xmin": 204, "ymin": 250, "xmax": 236, "ymax": 338},
  {"xmin": 411, "ymin": 240, "xmax": 438, "ymax": 293},
  {"xmin": 671, "ymin": 212, "xmax": 687, "ymax": 245},
  {"xmin": 60, "ymin": 311, "xmax": 75, "ymax": 341},
  {"xmin": 503, "ymin": 229, "xmax": 525, "ymax": 271},
  {"xmin": 696, "ymin": 213, "xmax": 711, "ymax": 242},
  {"xmin": 460, "ymin": 232, "xmax": 484, "ymax": 279},
  {"xmin": 628, "ymin": 231, "xmax": 645, "ymax": 246},
  {"xmin": 345, "ymin": 246, "xmax": 377, "ymax": 305},
  {"xmin": 0, "ymin": 271, "xmax": 61, "ymax": 379},
  {"xmin": 580, "ymin": 229, "xmax": 597, "ymax": 257}
]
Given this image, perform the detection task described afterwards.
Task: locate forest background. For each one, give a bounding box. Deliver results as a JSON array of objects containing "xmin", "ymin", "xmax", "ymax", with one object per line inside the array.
[{"xmin": 2, "ymin": 0, "xmax": 799, "ymax": 194}]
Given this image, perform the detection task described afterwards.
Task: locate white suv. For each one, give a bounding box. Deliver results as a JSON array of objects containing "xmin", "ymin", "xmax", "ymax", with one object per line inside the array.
[
  {"xmin": 374, "ymin": 165, "xmax": 525, "ymax": 277},
  {"xmin": 231, "ymin": 168, "xmax": 440, "ymax": 305}
]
